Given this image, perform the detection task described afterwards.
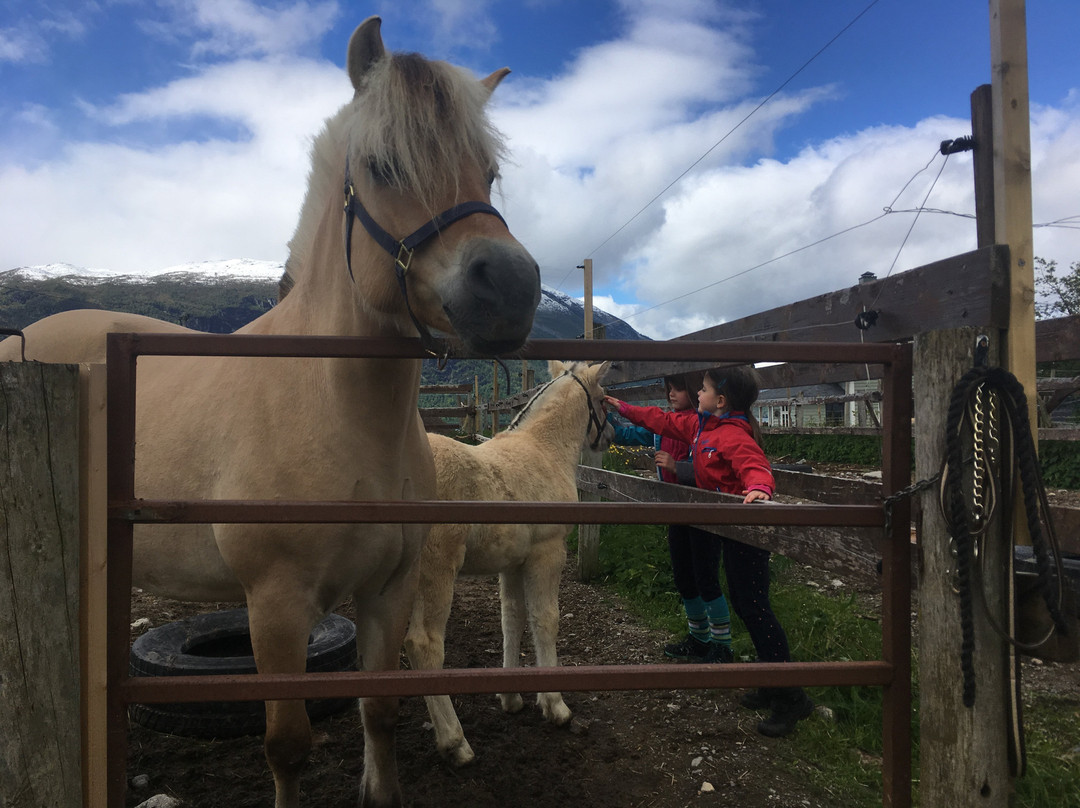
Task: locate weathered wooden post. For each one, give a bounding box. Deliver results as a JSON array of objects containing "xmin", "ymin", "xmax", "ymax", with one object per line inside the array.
[
  {"xmin": 577, "ymin": 259, "xmax": 602, "ymax": 579},
  {"xmin": 916, "ymin": 330, "xmax": 1011, "ymax": 806},
  {"xmin": 0, "ymin": 362, "xmax": 82, "ymax": 807},
  {"xmin": 490, "ymin": 360, "xmax": 500, "ymax": 435}
]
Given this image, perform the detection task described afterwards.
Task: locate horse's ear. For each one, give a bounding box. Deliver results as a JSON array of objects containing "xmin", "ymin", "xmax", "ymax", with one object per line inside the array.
[
  {"xmin": 590, "ymin": 361, "xmax": 612, "ymax": 383},
  {"xmin": 481, "ymin": 67, "xmax": 511, "ymax": 97},
  {"xmin": 548, "ymin": 359, "xmax": 566, "ymax": 378},
  {"xmin": 348, "ymin": 16, "xmax": 387, "ymax": 91}
]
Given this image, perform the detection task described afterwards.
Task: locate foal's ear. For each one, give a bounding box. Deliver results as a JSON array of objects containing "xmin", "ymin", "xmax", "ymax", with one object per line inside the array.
[
  {"xmin": 481, "ymin": 67, "xmax": 511, "ymax": 97},
  {"xmin": 590, "ymin": 361, "xmax": 612, "ymax": 383},
  {"xmin": 348, "ymin": 16, "xmax": 387, "ymax": 91},
  {"xmin": 548, "ymin": 359, "xmax": 566, "ymax": 378}
]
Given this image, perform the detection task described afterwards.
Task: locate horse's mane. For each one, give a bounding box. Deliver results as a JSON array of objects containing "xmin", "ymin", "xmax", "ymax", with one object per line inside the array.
[{"xmin": 282, "ymin": 51, "xmax": 507, "ymax": 293}]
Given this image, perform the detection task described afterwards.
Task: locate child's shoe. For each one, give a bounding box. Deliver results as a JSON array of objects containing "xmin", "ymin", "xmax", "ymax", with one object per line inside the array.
[
  {"xmin": 663, "ymin": 634, "xmax": 710, "ymax": 661},
  {"xmin": 694, "ymin": 642, "xmax": 734, "ymax": 664},
  {"xmin": 757, "ymin": 688, "xmax": 814, "ymax": 737},
  {"xmin": 739, "ymin": 688, "xmax": 771, "ymax": 710}
]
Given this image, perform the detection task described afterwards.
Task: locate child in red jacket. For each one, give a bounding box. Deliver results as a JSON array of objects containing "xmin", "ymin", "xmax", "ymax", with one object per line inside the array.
[
  {"xmin": 604, "ymin": 366, "xmax": 814, "ymax": 738},
  {"xmin": 607, "ymin": 373, "xmax": 734, "ymax": 664}
]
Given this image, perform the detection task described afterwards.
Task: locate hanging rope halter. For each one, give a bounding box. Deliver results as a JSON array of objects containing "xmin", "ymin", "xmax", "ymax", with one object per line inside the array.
[
  {"xmin": 940, "ymin": 351, "xmax": 1072, "ymax": 708},
  {"xmin": 343, "ymin": 158, "xmax": 508, "ymax": 366}
]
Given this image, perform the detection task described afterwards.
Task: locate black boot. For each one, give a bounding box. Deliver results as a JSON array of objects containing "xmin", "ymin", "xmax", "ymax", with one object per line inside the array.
[
  {"xmin": 757, "ymin": 688, "xmax": 814, "ymax": 738},
  {"xmin": 739, "ymin": 687, "xmax": 771, "ymax": 710}
]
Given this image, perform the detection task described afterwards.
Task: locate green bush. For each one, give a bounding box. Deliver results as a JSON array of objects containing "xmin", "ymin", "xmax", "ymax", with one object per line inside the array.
[
  {"xmin": 1039, "ymin": 440, "xmax": 1080, "ymax": 490},
  {"xmin": 763, "ymin": 433, "xmax": 883, "ymax": 465}
]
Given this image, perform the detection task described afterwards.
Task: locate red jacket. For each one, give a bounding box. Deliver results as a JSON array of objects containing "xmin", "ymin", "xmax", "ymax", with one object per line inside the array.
[{"xmin": 616, "ymin": 403, "xmax": 774, "ymax": 497}]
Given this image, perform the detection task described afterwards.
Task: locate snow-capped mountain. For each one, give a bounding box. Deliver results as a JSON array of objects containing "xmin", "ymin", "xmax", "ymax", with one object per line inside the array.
[
  {"xmin": 6, "ymin": 258, "xmax": 285, "ymax": 284},
  {"xmin": 1, "ymin": 261, "xmax": 650, "ymax": 341}
]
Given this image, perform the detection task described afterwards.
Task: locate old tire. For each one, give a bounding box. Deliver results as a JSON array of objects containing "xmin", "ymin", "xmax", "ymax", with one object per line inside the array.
[{"xmin": 129, "ymin": 608, "xmax": 357, "ymax": 738}]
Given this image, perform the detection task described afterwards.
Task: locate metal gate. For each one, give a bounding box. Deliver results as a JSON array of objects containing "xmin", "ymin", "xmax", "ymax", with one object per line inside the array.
[{"xmin": 103, "ymin": 334, "xmax": 913, "ymax": 806}]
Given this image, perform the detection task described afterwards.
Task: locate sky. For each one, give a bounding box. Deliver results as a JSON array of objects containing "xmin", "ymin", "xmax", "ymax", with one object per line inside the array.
[{"xmin": 2, "ymin": 0, "xmax": 1079, "ymax": 339}]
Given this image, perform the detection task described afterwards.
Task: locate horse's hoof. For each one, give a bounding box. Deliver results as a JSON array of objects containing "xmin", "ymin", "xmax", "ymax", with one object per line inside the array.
[
  {"xmin": 498, "ymin": 693, "xmax": 524, "ymax": 714},
  {"xmin": 542, "ymin": 700, "xmax": 572, "ymax": 726}
]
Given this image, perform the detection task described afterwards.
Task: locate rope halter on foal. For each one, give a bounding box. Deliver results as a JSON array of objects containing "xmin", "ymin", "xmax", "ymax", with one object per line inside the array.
[{"xmin": 343, "ymin": 158, "xmax": 508, "ymax": 366}]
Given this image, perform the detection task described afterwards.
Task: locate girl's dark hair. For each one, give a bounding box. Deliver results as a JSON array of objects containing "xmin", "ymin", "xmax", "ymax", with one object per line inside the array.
[
  {"xmin": 663, "ymin": 371, "xmax": 704, "ymax": 409},
  {"xmin": 704, "ymin": 366, "xmax": 764, "ymax": 446}
]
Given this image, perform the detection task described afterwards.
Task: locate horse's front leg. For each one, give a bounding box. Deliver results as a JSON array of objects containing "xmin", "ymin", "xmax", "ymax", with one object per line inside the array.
[
  {"xmin": 247, "ymin": 598, "xmax": 318, "ymax": 808},
  {"xmin": 352, "ymin": 526, "xmax": 424, "ymax": 808},
  {"xmin": 404, "ymin": 529, "xmax": 475, "ymax": 766},
  {"xmin": 524, "ymin": 542, "xmax": 572, "ymax": 725},
  {"xmin": 497, "ymin": 567, "xmax": 527, "ymax": 714}
]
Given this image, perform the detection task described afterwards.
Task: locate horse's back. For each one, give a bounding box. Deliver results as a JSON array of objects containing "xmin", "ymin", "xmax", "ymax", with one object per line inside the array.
[{"xmin": 0, "ymin": 309, "xmax": 197, "ymax": 364}]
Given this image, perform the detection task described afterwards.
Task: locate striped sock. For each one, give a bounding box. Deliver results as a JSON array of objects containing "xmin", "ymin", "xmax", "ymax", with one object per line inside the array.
[
  {"xmin": 683, "ymin": 597, "xmax": 710, "ymax": 643},
  {"xmin": 705, "ymin": 595, "xmax": 732, "ymax": 648}
]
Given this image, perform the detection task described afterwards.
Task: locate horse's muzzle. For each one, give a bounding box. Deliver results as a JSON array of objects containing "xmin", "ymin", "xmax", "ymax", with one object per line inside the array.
[{"xmin": 445, "ymin": 239, "xmax": 540, "ymax": 356}]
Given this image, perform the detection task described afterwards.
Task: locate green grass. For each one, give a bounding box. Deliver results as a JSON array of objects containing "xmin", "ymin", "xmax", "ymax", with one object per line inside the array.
[{"xmin": 579, "ymin": 522, "xmax": 1080, "ymax": 807}]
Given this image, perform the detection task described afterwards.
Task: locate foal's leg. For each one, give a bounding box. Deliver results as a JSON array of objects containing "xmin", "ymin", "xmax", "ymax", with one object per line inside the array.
[
  {"xmin": 247, "ymin": 599, "xmax": 317, "ymax": 808},
  {"xmin": 404, "ymin": 531, "xmax": 475, "ymax": 766},
  {"xmin": 497, "ymin": 567, "xmax": 527, "ymax": 714},
  {"xmin": 523, "ymin": 542, "xmax": 572, "ymax": 725}
]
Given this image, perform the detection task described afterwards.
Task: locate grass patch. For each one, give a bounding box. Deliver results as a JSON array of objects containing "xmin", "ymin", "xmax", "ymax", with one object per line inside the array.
[{"xmin": 583, "ymin": 523, "xmax": 1080, "ymax": 807}]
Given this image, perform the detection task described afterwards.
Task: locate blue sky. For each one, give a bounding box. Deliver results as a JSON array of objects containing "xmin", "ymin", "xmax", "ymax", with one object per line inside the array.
[{"xmin": 2, "ymin": 0, "xmax": 1079, "ymax": 338}]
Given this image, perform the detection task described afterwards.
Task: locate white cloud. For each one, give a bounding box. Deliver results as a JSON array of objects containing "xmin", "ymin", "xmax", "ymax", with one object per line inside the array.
[
  {"xmin": 182, "ymin": 0, "xmax": 341, "ymax": 59},
  {"xmin": 2, "ymin": 0, "xmax": 1080, "ymax": 347},
  {"xmin": 0, "ymin": 57, "xmax": 348, "ymax": 272}
]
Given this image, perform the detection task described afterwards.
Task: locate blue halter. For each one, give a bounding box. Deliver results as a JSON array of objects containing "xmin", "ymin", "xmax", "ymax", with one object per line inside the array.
[{"xmin": 343, "ymin": 158, "xmax": 507, "ymax": 365}]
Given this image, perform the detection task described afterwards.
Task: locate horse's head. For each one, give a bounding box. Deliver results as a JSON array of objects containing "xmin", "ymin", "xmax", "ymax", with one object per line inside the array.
[
  {"xmin": 547, "ymin": 360, "xmax": 612, "ymax": 451},
  {"xmin": 340, "ymin": 17, "xmax": 540, "ymax": 357}
]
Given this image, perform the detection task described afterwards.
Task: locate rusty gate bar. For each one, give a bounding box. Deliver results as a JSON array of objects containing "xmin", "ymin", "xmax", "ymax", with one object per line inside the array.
[
  {"xmin": 119, "ymin": 660, "xmax": 895, "ymax": 702},
  {"xmin": 879, "ymin": 340, "xmax": 914, "ymax": 805},
  {"xmin": 103, "ymin": 333, "xmax": 913, "ymax": 808},
  {"xmin": 111, "ymin": 500, "xmax": 883, "ymax": 526}
]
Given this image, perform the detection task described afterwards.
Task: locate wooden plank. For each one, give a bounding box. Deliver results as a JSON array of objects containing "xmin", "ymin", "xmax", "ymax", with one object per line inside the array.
[
  {"xmin": 80, "ymin": 365, "xmax": 108, "ymax": 808},
  {"xmin": 916, "ymin": 327, "xmax": 1008, "ymax": 806},
  {"xmin": 0, "ymin": 363, "xmax": 82, "ymax": 808},
  {"xmin": 771, "ymin": 468, "xmax": 882, "ymax": 505},
  {"xmin": 604, "ymin": 246, "xmax": 1008, "ymax": 385},
  {"xmin": 419, "ymin": 384, "xmax": 472, "ymax": 394},
  {"xmin": 576, "ymin": 466, "xmax": 883, "ymax": 586},
  {"xmin": 1035, "ymin": 315, "xmax": 1080, "ymax": 363}
]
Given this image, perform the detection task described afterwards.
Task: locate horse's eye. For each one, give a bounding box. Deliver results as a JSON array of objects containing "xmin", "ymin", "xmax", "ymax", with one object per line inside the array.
[
  {"xmin": 487, "ymin": 168, "xmax": 497, "ymax": 188},
  {"xmin": 368, "ymin": 158, "xmax": 396, "ymax": 187}
]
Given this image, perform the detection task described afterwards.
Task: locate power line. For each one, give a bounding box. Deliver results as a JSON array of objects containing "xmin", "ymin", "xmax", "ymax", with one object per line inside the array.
[
  {"xmin": 576, "ymin": 0, "xmax": 884, "ymax": 272},
  {"xmin": 620, "ymin": 146, "xmax": 949, "ymax": 324}
]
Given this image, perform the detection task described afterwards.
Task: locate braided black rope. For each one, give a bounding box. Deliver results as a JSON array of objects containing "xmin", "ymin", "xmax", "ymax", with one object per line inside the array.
[
  {"xmin": 944, "ymin": 368, "xmax": 982, "ymax": 706},
  {"xmin": 943, "ymin": 365, "xmax": 1070, "ymax": 707}
]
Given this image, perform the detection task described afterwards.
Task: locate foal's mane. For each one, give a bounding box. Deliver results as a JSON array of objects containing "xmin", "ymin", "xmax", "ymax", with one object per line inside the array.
[
  {"xmin": 507, "ymin": 363, "xmax": 594, "ymax": 432},
  {"xmin": 282, "ymin": 51, "xmax": 507, "ymax": 291}
]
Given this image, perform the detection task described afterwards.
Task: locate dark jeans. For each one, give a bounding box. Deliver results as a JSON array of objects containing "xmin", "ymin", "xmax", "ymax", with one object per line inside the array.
[
  {"xmin": 668, "ymin": 523, "xmax": 725, "ymax": 603},
  {"xmin": 720, "ymin": 538, "xmax": 792, "ymax": 663}
]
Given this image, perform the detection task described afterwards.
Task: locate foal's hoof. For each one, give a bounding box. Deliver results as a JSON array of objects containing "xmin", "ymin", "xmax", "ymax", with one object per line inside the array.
[{"xmin": 498, "ymin": 692, "xmax": 524, "ymax": 714}]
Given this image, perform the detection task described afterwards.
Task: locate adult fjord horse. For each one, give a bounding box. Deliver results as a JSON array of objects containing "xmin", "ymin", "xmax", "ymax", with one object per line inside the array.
[{"xmin": 0, "ymin": 17, "xmax": 539, "ymax": 808}]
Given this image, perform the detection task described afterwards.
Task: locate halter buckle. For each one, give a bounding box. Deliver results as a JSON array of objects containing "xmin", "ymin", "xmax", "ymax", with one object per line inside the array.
[
  {"xmin": 344, "ymin": 183, "xmax": 354, "ymax": 212},
  {"xmin": 395, "ymin": 243, "xmax": 414, "ymax": 273}
]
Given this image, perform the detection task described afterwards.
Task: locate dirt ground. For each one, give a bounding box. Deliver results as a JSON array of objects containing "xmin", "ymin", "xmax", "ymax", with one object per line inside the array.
[
  {"xmin": 124, "ymin": 559, "xmax": 1079, "ymax": 808},
  {"xmin": 126, "ymin": 566, "xmax": 835, "ymax": 808}
]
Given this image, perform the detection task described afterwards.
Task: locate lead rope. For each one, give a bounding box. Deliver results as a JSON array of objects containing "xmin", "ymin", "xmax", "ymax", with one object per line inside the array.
[{"xmin": 940, "ymin": 342, "xmax": 1071, "ymax": 734}]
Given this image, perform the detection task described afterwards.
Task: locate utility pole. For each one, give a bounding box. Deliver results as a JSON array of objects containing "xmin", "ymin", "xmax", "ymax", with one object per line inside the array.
[
  {"xmin": 582, "ymin": 259, "xmax": 594, "ymax": 340},
  {"xmin": 991, "ymin": 0, "xmax": 1037, "ymax": 437}
]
